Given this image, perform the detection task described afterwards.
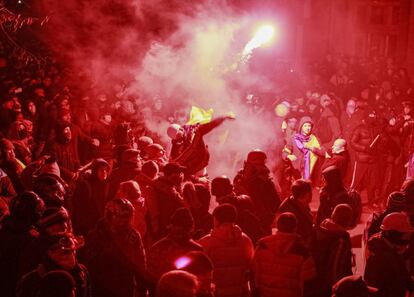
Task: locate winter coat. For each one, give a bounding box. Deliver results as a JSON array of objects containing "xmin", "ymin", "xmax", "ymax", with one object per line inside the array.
[
  {"xmin": 0, "ymin": 159, "xmax": 25, "ymax": 193},
  {"xmin": 85, "ymin": 219, "xmax": 147, "ymax": 297},
  {"xmin": 252, "ymin": 232, "xmax": 316, "ymax": 297},
  {"xmin": 363, "ymin": 209, "xmax": 395, "ymax": 245},
  {"xmin": 198, "ymin": 224, "xmax": 254, "ymax": 297},
  {"xmin": 310, "ymin": 219, "xmax": 353, "ymax": 297},
  {"xmin": 340, "ymin": 113, "xmax": 362, "ymax": 142},
  {"xmin": 89, "ymin": 121, "xmax": 114, "ymax": 160},
  {"xmin": 46, "ymin": 141, "xmax": 80, "ymax": 182},
  {"xmin": 349, "ymin": 124, "xmax": 379, "ymax": 164},
  {"xmin": 364, "ymin": 234, "xmax": 414, "ymax": 297},
  {"xmin": 17, "ymin": 257, "xmax": 91, "ymax": 297},
  {"xmin": 278, "ymin": 197, "xmax": 314, "ymax": 245},
  {"xmin": 233, "ymin": 165, "xmax": 280, "ymax": 234},
  {"xmin": 72, "ymin": 174, "xmax": 109, "ymax": 236},
  {"xmin": 274, "ymin": 158, "xmax": 301, "ymax": 200},
  {"xmin": 107, "ymin": 163, "xmax": 140, "ymax": 200},
  {"xmin": 147, "ymin": 234, "xmax": 203, "ymax": 285},
  {"xmin": 216, "ymin": 193, "xmax": 266, "ymax": 245},
  {"xmin": 321, "ymin": 152, "xmax": 349, "ymax": 181},
  {"xmin": 0, "ymin": 217, "xmax": 38, "ymax": 297},
  {"xmin": 0, "ymin": 168, "xmax": 16, "ymax": 202},
  {"xmin": 316, "ymin": 187, "xmax": 350, "ymax": 225},
  {"xmin": 171, "ymin": 118, "xmax": 227, "ymax": 175},
  {"xmin": 146, "ymin": 177, "xmax": 185, "ymax": 241},
  {"xmin": 315, "ymin": 107, "xmax": 341, "ymax": 147}
]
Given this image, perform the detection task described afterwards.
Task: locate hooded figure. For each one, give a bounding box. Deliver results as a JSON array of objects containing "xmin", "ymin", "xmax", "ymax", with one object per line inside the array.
[
  {"xmin": 233, "ymin": 150, "xmax": 280, "ymax": 236},
  {"xmin": 198, "ymin": 204, "xmax": 254, "ymax": 297},
  {"xmin": 72, "ymin": 159, "xmax": 110, "ymax": 236},
  {"xmin": 310, "ymin": 204, "xmax": 354, "ymax": 297},
  {"xmin": 44, "ymin": 123, "xmax": 80, "ymax": 182},
  {"xmin": 316, "ymin": 166, "xmax": 352, "ymax": 225},
  {"xmin": 293, "ymin": 117, "xmax": 324, "ymax": 181}
]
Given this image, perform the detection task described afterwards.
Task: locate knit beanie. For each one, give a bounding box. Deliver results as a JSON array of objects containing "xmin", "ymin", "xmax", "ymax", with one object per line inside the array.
[
  {"xmin": 332, "ymin": 204, "xmax": 353, "ymax": 228},
  {"xmin": 386, "ymin": 191, "xmax": 406, "ymax": 210}
]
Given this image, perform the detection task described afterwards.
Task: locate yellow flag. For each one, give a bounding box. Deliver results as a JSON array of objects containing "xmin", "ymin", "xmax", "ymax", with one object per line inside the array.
[{"xmin": 187, "ymin": 106, "xmax": 214, "ymax": 125}]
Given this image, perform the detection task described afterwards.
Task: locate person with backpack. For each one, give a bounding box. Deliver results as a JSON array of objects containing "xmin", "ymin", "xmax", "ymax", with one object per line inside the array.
[
  {"xmin": 316, "ymin": 166, "xmax": 352, "ymax": 226},
  {"xmin": 310, "ymin": 204, "xmax": 354, "ymax": 297}
]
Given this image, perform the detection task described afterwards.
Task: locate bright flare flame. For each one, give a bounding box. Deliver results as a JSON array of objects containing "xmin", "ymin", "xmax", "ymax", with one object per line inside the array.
[{"xmin": 243, "ymin": 25, "xmax": 275, "ymax": 56}]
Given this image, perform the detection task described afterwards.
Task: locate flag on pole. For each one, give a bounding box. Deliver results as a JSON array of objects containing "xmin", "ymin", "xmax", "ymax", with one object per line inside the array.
[{"xmin": 187, "ymin": 106, "xmax": 214, "ymax": 125}]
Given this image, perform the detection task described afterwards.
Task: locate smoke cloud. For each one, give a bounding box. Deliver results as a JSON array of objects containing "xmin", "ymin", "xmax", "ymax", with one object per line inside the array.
[{"xmin": 39, "ymin": 0, "xmax": 284, "ymax": 177}]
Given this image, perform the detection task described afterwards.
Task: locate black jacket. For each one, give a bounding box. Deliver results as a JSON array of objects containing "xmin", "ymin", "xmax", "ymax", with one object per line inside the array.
[
  {"xmin": 85, "ymin": 219, "xmax": 147, "ymax": 297},
  {"xmin": 364, "ymin": 234, "xmax": 414, "ymax": 297}
]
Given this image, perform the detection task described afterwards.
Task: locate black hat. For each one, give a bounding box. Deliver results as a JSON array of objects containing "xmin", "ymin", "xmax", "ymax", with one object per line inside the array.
[
  {"xmin": 246, "ymin": 149, "xmax": 267, "ymax": 165},
  {"xmin": 170, "ymin": 207, "xmax": 194, "ymax": 229},
  {"xmin": 163, "ymin": 162, "xmax": 187, "ymax": 176}
]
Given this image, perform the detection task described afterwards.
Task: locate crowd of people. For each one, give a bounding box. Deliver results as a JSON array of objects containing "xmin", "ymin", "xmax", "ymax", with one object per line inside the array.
[{"xmin": 1, "ymin": 36, "xmax": 414, "ymax": 297}]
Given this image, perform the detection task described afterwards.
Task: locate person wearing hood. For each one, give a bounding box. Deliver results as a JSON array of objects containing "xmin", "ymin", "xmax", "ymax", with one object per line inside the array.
[
  {"xmin": 293, "ymin": 116, "xmax": 325, "ymax": 182},
  {"xmin": 349, "ymin": 111, "xmax": 381, "ymax": 210},
  {"xmin": 72, "ymin": 158, "xmax": 110, "ymax": 236},
  {"xmin": 43, "ymin": 122, "xmax": 80, "ymax": 183},
  {"xmin": 198, "ymin": 204, "xmax": 254, "ymax": 297},
  {"xmin": 316, "ymin": 166, "xmax": 352, "ymax": 225},
  {"xmin": 147, "ymin": 208, "xmax": 203, "ymax": 295},
  {"xmin": 84, "ymin": 199, "xmax": 147, "ymax": 297},
  {"xmin": 146, "ymin": 162, "xmax": 186, "ymax": 242},
  {"xmin": 233, "ymin": 150, "xmax": 280, "ymax": 236},
  {"xmin": 251, "ymin": 212, "xmax": 316, "ymax": 297},
  {"xmin": 364, "ymin": 212, "xmax": 414, "ymax": 297},
  {"xmin": 310, "ymin": 204, "xmax": 354, "ymax": 297},
  {"xmin": 278, "ymin": 179, "xmax": 314, "ymax": 245},
  {"xmin": 315, "ymin": 94, "xmax": 341, "ymax": 148},
  {"xmin": 211, "ymin": 176, "xmax": 265, "ymax": 245},
  {"xmin": 107, "ymin": 148, "xmax": 142, "ymax": 200},
  {"xmin": 0, "ymin": 191, "xmax": 45, "ymax": 297}
]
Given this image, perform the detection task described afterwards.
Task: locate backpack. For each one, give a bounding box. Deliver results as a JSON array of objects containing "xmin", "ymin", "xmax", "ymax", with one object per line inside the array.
[{"xmin": 347, "ymin": 188, "xmax": 362, "ymax": 227}]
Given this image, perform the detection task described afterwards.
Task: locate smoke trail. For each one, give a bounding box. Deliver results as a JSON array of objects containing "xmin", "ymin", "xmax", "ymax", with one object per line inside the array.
[{"xmin": 39, "ymin": 0, "xmax": 284, "ymax": 177}]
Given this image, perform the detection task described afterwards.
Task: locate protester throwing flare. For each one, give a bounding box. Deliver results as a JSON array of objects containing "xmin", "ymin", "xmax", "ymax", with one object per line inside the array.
[{"xmin": 167, "ymin": 113, "xmax": 235, "ymax": 177}]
